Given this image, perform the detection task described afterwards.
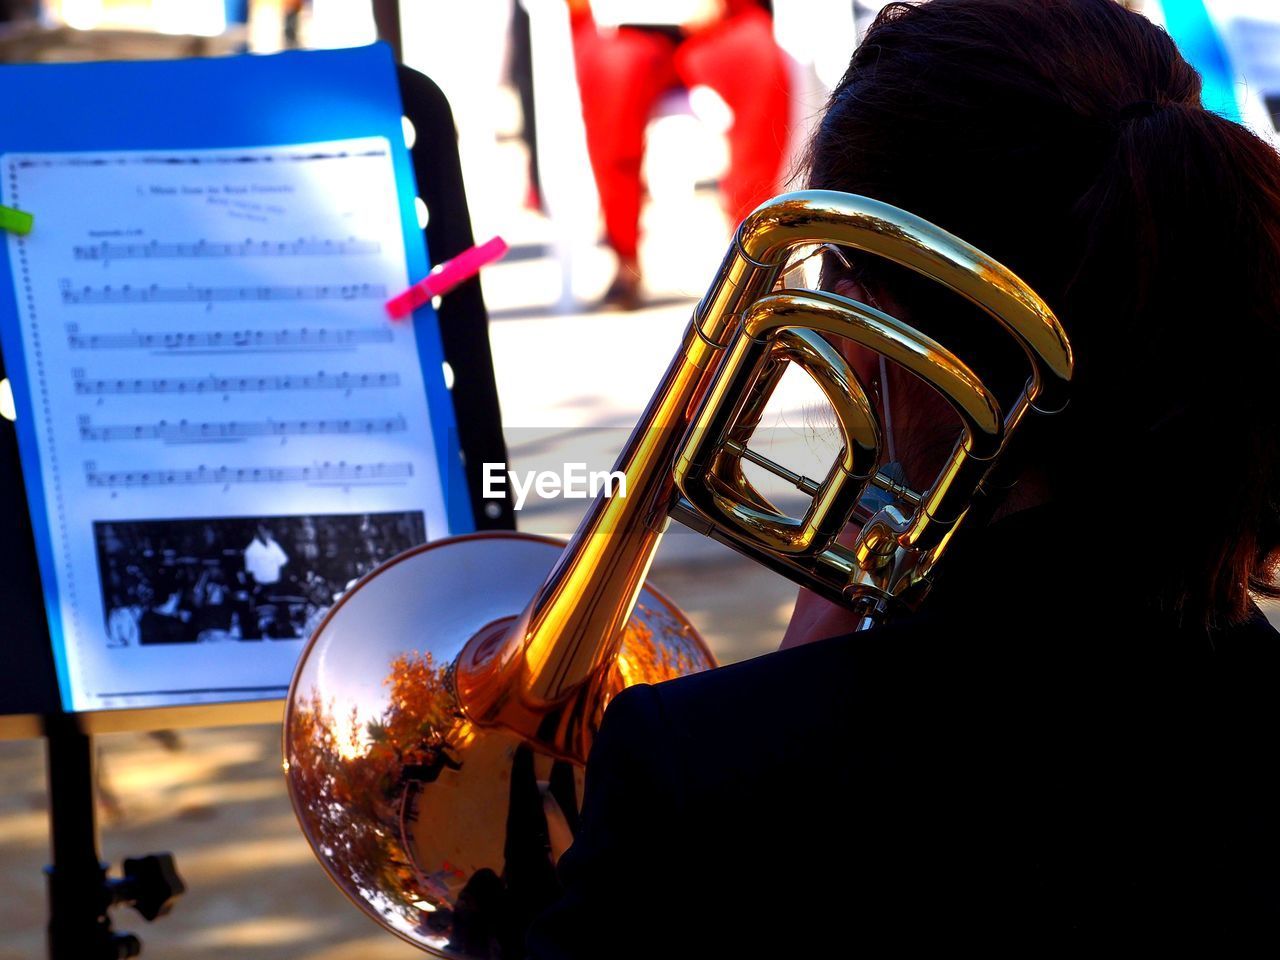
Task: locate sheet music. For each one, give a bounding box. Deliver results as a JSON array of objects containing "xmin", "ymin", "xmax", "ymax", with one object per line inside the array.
[{"xmin": 2, "ymin": 139, "xmax": 453, "ymax": 711}]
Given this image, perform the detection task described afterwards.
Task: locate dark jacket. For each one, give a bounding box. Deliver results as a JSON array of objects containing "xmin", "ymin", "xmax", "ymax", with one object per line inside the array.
[{"xmin": 527, "ymin": 507, "xmax": 1280, "ymax": 957}]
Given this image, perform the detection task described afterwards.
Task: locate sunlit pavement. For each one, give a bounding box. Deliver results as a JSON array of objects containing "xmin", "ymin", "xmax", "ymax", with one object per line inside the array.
[
  {"xmin": 0, "ymin": 724, "xmax": 427, "ymax": 959},
  {"xmin": 0, "ymin": 123, "xmax": 808, "ymax": 956}
]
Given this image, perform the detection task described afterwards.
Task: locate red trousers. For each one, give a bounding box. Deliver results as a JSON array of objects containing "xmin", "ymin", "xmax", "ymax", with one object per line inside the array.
[{"xmin": 571, "ymin": 9, "xmax": 791, "ymax": 260}]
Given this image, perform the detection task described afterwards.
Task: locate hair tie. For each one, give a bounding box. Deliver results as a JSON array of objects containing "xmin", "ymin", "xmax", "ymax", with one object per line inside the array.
[{"xmin": 1116, "ymin": 99, "xmax": 1164, "ymax": 124}]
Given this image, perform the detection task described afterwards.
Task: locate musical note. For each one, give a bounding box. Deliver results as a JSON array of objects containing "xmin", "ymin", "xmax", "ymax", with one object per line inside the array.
[
  {"xmin": 72, "ymin": 237, "xmax": 381, "ymax": 261},
  {"xmin": 84, "ymin": 460, "xmax": 414, "ymax": 488},
  {"xmin": 66, "ymin": 327, "xmax": 393, "ymax": 351},
  {"xmin": 72, "ymin": 370, "xmax": 402, "ymax": 395},
  {"xmin": 59, "ymin": 281, "xmax": 386, "ymax": 305},
  {"xmin": 79, "ymin": 415, "xmax": 408, "ymax": 442}
]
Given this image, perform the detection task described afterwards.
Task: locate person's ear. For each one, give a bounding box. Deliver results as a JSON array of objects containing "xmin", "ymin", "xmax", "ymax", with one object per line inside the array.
[{"xmin": 826, "ymin": 279, "xmax": 881, "ymax": 392}]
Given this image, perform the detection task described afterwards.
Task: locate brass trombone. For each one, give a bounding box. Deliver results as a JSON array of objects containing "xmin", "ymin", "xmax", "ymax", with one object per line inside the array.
[{"xmin": 284, "ymin": 190, "xmax": 1073, "ymax": 956}]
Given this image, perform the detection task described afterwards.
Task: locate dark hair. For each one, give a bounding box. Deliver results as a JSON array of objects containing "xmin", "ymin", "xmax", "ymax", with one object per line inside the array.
[{"xmin": 809, "ymin": 0, "xmax": 1280, "ymax": 628}]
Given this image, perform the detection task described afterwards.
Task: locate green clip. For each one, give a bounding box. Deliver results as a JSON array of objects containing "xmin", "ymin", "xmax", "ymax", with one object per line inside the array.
[{"xmin": 0, "ymin": 204, "xmax": 33, "ymax": 236}]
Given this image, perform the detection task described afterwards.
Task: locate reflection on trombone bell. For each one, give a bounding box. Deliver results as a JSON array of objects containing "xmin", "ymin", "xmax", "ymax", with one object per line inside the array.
[
  {"xmin": 285, "ymin": 533, "xmax": 709, "ymax": 955},
  {"xmin": 284, "ymin": 188, "xmax": 1071, "ymax": 957}
]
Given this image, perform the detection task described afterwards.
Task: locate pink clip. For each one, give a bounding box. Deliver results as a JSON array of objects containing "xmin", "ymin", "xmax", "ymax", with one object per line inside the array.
[{"xmin": 385, "ymin": 236, "xmax": 509, "ymax": 320}]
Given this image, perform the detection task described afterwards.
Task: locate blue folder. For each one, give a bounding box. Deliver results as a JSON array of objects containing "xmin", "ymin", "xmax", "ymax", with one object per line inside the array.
[{"xmin": 0, "ymin": 44, "xmax": 473, "ymax": 710}]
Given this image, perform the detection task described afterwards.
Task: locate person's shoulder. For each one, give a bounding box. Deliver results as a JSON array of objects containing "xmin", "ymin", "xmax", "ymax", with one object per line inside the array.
[
  {"xmin": 601, "ymin": 616, "xmax": 944, "ymax": 799},
  {"xmin": 653, "ymin": 629, "xmax": 854, "ymax": 717},
  {"xmin": 647, "ymin": 611, "xmax": 945, "ymax": 731}
]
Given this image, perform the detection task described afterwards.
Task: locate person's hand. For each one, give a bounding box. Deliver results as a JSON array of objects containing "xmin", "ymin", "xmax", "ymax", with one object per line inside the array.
[{"xmin": 446, "ymin": 745, "xmax": 570, "ymax": 956}]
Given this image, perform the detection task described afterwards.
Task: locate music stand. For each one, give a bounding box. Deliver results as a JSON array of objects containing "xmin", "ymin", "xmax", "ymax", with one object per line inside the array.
[{"xmin": 0, "ymin": 63, "xmax": 514, "ymax": 958}]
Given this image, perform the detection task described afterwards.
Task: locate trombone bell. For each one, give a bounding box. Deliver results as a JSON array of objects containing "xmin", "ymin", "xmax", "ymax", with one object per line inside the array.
[{"xmin": 285, "ymin": 533, "xmax": 712, "ymax": 955}]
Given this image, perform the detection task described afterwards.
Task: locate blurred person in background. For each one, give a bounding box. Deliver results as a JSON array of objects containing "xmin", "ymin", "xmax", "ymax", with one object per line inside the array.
[{"xmin": 569, "ymin": 0, "xmax": 791, "ymax": 309}]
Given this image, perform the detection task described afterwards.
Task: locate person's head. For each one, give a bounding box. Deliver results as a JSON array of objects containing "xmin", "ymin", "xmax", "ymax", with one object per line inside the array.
[{"xmin": 808, "ymin": 0, "xmax": 1279, "ymax": 628}]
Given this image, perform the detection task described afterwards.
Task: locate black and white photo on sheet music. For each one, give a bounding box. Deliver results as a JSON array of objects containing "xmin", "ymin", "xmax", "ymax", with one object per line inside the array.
[
  {"xmin": 94, "ymin": 512, "xmax": 426, "ymax": 649},
  {"xmin": 1, "ymin": 139, "xmax": 453, "ymax": 712}
]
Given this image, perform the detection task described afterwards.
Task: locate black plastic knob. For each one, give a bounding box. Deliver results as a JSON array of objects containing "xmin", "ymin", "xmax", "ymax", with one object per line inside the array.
[
  {"xmin": 119, "ymin": 854, "xmax": 186, "ymax": 922},
  {"xmin": 113, "ymin": 932, "xmax": 142, "ymax": 959}
]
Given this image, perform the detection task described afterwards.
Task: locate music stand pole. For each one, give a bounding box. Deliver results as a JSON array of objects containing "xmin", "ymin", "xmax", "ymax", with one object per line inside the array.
[{"xmin": 44, "ymin": 714, "xmax": 140, "ymax": 959}]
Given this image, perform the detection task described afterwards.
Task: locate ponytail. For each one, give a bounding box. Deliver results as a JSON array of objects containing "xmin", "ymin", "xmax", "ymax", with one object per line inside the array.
[{"xmin": 1065, "ymin": 100, "xmax": 1280, "ymax": 626}]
